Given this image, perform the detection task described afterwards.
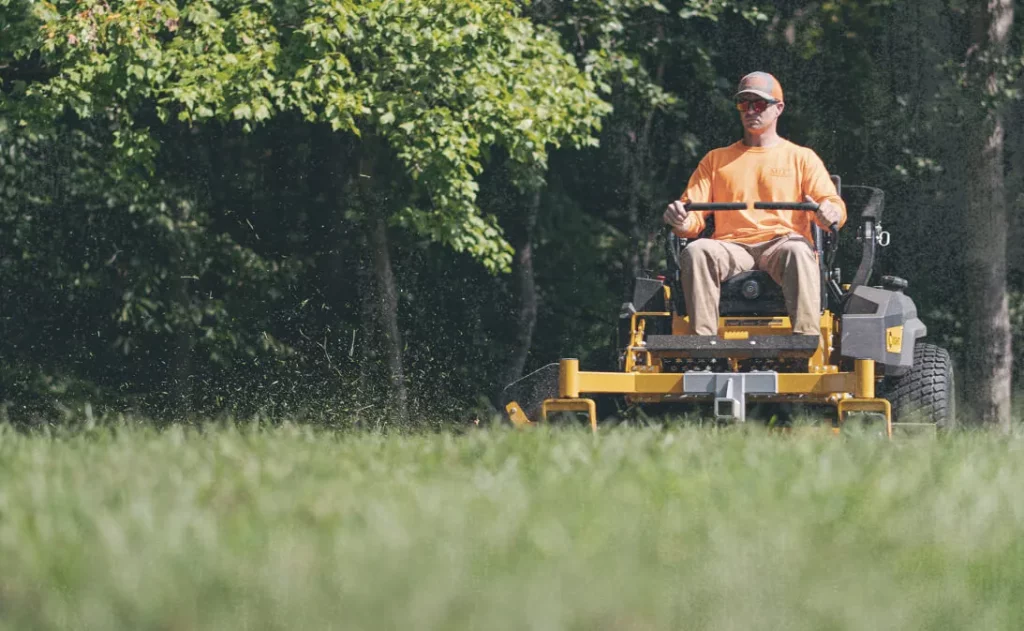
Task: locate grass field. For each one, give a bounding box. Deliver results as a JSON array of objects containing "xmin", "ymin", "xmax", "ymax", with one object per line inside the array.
[{"xmin": 1, "ymin": 422, "xmax": 1023, "ymax": 630}]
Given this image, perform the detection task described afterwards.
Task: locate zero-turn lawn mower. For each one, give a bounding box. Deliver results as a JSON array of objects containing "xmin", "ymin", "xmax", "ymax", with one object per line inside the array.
[{"xmin": 500, "ymin": 177, "xmax": 955, "ymax": 435}]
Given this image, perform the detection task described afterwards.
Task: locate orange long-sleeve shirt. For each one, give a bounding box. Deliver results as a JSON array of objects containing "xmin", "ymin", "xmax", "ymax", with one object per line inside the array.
[{"xmin": 676, "ymin": 139, "xmax": 846, "ymax": 244}]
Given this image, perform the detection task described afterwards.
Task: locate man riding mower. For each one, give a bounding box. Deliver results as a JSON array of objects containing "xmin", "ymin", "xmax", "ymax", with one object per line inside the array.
[{"xmin": 500, "ymin": 72, "xmax": 955, "ymax": 434}]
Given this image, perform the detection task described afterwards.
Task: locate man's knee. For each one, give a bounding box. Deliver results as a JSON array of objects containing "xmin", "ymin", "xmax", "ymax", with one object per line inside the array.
[
  {"xmin": 775, "ymin": 239, "xmax": 817, "ymax": 268},
  {"xmin": 679, "ymin": 240, "xmax": 719, "ymax": 270},
  {"xmin": 776, "ymin": 238, "xmax": 815, "ymax": 256}
]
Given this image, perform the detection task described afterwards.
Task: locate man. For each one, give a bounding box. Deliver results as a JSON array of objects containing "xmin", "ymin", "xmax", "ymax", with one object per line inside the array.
[{"xmin": 663, "ymin": 71, "xmax": 846, "ymax": 337}]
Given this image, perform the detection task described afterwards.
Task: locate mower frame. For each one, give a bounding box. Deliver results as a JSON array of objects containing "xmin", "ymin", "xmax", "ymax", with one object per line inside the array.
[{"xmin": 501, "ymin": 179, "xmax": 934, "ymax": 435}]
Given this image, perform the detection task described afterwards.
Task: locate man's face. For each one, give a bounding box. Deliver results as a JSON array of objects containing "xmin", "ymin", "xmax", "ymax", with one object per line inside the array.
[{"xmin": 736, "ymin": 95, "xmax": 783, "ymax": 133}]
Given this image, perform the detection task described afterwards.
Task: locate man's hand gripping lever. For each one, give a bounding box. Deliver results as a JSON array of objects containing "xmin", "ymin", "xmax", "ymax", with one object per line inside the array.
[
  {"xmin": 663, "ymin": 200, "xmax": 751, "ymax": 233},
  {"xmin": 803, "ymin": 195, "xmax": 841, "ymax": 234},
  {"xmin": 663, "ymin": 200, "xmax": 690, "ymax": 231}
]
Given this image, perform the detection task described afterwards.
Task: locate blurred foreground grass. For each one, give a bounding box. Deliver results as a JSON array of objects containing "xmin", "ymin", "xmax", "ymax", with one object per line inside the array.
[{"xmin": 1, "ymin": 423, "xmax": 1023, "ymax": 630}]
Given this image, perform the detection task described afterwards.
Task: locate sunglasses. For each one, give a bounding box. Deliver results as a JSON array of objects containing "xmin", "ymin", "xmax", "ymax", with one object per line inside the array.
[{"xmin": 735, "ymin": 99, "xmax": 779, "ymax": 114}]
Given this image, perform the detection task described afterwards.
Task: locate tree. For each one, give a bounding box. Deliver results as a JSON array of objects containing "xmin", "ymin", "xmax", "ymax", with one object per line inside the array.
[
  {"xmin": 2, "ymin": 0, "xmax": 609, "ymax": 421},
  {"xmin": 2, "ymin": 0, "xmax": 1022, "ymax": 424},
  {"xmin": 961, "ymin": 0, "xmax": 1016, "ymax": 430}
]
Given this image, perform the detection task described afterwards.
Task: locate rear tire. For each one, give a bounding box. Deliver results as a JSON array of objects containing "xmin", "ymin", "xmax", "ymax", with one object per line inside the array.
[{"xmin": 882, "ymin": 343, "xmax": 956, "ymax": 430}]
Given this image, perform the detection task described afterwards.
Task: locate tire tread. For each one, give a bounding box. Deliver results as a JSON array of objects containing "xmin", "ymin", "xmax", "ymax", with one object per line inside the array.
[{"xmin": 885, "ymin": 343, "xmax": 955, "ymax": 428}]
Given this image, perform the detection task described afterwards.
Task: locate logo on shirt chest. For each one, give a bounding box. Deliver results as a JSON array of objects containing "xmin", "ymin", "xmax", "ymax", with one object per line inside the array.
[{"xmin": 767, "ymin": 167, "xmax": 794, "ymax": 177}]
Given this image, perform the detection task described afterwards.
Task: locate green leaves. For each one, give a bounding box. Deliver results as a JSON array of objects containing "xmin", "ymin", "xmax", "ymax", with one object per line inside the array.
[
  {"xmin": 9, "ymin": 0, "xmax": 607, "ymax": 272},
  {"xmin": 336, "ymin": 1, "xmax": 608, "ymax": 271}
]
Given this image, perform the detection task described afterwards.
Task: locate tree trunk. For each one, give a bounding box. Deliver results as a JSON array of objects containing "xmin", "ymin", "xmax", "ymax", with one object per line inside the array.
[
  {"xmin": 368, "ymin": 214, "xmax": 408, "ymax": 424},
  {"xmin": 501, "ymin": 189, "xmax": 541, "ymax": 389},
  {"xmin": 963, "ymin": 0, "xmax": 1014, "ymax": 430}
]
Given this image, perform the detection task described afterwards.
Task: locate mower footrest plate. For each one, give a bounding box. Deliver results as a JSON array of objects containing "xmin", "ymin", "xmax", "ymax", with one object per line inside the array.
[{"xmin": 645, "ymin": 334, "xmax": 819, "ymax": 359}]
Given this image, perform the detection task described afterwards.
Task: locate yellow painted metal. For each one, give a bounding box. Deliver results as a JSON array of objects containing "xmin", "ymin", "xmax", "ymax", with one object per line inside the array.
[
  {"xmin": 542, "ymin": 398, "xmax": 597, "ymax": 432},
  {"xmin": 573, "ymin": 370, "xmax": 857, "ymax": 396},
  {"xmin": 723, "ymin": 330, "xmax": 750, "ymax": 340},
  {"xmin": 625, "ymin": 315, "xmax": 660, "ymax": 372},
  {"xmin": 838, "ymin": 398, "xmax": 892, "ymax": 438},
  {"xmin": 831, "ymin": 359, "xmax": 891, "ymax": 438},
  {"xmin": 672, "ymin": 314, "xmax": 795, "ymax": 337},
  {"xmin": 504, "ymin": 401, "xmax": 533, "ymax": 427},
  {"xmin": 854, "ymin": 359, "xmax": 875, "ymax": 398},
  {"xmin": 809, "ymin": 311, "xmax": 835, "ymax": 370},
  {"xmin": 633, "ymin": 315, "xmax": 646, "ymax": 344},
  {"xmin": 886, "ymin": 326, "xmax": 904, "ymax": 354},
  {"xmin": 580, "ymin": 372, "xmax": 682, "ymax": 394},
  {"xmin": 559, "ymin": 359, "xmax": 580, "ymax": 398},
  {"xmin": 720, "ymin": 316, "xmax": 791, "ymax": 332}
]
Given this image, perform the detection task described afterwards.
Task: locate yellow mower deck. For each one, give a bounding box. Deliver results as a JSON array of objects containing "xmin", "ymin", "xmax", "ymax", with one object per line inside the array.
[
  {"xmin": 504, "ymin": 357, "xmax": 891, "ymax": 436},
  {"xmin": 505, "ymin": 308, "xmax": 894, "ymax": 436}
]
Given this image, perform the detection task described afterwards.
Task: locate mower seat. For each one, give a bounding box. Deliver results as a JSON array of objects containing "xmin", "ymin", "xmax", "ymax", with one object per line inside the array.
[
  {"xmin": 672, "ymin": 270, "xmax": 788, "ymax": 318},
  {"xmin": 718, "ymin": 270, "xmax": 787, "ymax": 317}
]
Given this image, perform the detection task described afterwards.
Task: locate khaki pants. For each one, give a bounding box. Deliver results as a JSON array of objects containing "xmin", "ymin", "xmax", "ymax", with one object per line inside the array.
[{"xmin": 679, "ymin": 234, "xmax": 821, "ymax": 335}]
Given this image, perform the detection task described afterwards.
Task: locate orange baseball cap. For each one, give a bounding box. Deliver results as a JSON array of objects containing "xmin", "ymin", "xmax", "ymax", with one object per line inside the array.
[{"xmin": 734, "ymin": 72, "xmax": 784, "ymax": 102}]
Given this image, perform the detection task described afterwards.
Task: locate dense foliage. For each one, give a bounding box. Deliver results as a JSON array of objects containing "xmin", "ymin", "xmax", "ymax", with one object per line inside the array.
[{"xmin": 0, "ymin": 0, "xmax": 1022, "ymax": 424}]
